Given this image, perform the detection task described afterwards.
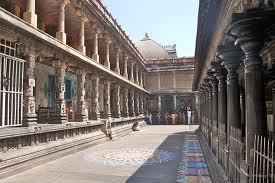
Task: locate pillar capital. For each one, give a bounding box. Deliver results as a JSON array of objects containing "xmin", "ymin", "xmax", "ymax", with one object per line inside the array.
[
  {"xmin": 218, "ymin": 43, "xmax": 243, "ymax": 71},
  {"xmin": 104, "ymin": 34, "xmax": 112, "ymax": 44},
  {"xmin": 60, "ymin": 0, "xmax": 70, "ymax": 7}
]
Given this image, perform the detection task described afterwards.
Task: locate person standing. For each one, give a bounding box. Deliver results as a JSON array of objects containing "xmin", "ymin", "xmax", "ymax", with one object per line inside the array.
[{"xmin": 187, "ymin": 105, "xmax": 192, "ymax": 125}]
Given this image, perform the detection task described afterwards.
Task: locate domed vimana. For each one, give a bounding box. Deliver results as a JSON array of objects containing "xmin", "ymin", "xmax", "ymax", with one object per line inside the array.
[{"xmin": 136, "ymin": 33, "xmax": 170, "ymax": 60}]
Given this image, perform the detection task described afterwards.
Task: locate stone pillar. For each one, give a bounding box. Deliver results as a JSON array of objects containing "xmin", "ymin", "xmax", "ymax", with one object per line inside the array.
[
  {"xmin": 123, "ymin": 54, "xmax": 128, "ymax": 78},
  {"xmin": 114, "ymin": 47, "xmax": 120, "ymax": 74},
  {"xmin": 122, "ymin": 87, "xmax": 129, "ymax": 117},
  {"xmin": 22, "ymin": 49, "xmax": 37, "ymax": 127},
  {"xmin": 53, "ymin": 61, "xmax": 67, "ymax": 124},
  {"xmin": 135, "ymin": 67, "xmax": 139, "ymax": 84},
  {"xmin": 113, "ymin": 84, "xmax": 121, "ymax": 118},
  {"xmin": 90, "ymin": 74, "xmax": 100, "ymax": 120},
  {"xmin": 129, "ymin": 89, "xmax": 135, "ymax": 117},
  {"xmin": 209, "ymin": 69, "xmax": 218, "ymax": 132},
  {"xmin": 135, "ymin": 91, "xmax": 140, "ymax": 116},
  {"xmin": 218, "ymin": 43, "xmax": 242, "ymax": 145},
  {"xmin": 272, "ymin": 84, "xmax": 275, "ymax": 138},
  {"xmin": 173, "ymin": 95, "xmax": 177, "ymax": 111},
  {"xmin": 229, "ymin": 19, "xmax": 268, "ymax": 163},
  {"xmin": 23, "ymin": 0, "xmax": 37, "ymax": 27},
  {"xmin": 92, "ymin": 27, "xmax": 100, "ymax": 62},
  {"xmin": 205, "ymin": 78, "xmax": 212, "ymax": 146},
  {"xmin": 158, "ymin": 95, "xmax": 161, "ymax": 124},
  {"xmin": 140, "ymin": 71, "xmax": 143, "ymax": 87},
  {"xmin": 77, "ymin": 15, "xmax": 88, "ymax": 55},
  {"xmin": 104, "ymin": 36, "xmax": 112, "ymax": 69},
  {"xmin": 76, "ymin": 69, "xmax": 87, "ymax": 122},
  {"xmin": 56, "ymin": 0, "xmax": 69, "ymax": 44},
  {"xmin": 140, "ymin": 93, "xmax": 144, "ymax": 115},
  {"xmin": 214, "ymin": 59, "xmax": 227, "ymax": 137},
  {"xmin": 103, "ymin": 79, "xmax": 111, "ymax": 118},
  {"xmin": 130, "ymin": 62, "xmax": 134, "ymax": 82}
]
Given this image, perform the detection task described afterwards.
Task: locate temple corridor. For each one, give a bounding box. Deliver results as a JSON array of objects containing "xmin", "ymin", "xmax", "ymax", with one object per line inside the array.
[{"xmin": 0, "ymin": 126, "xmax": 214, "ymax": 183}]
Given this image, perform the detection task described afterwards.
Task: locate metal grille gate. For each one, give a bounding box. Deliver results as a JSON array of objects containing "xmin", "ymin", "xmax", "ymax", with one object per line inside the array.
[{"xmin": 0, "ymin": 38, "xmax": 24, "ymax": 127}]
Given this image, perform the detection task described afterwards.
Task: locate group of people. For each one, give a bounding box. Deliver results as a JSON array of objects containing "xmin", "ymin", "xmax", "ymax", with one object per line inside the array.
[{"xmin": 146, "ymin": 104, "xmax": 194, "ymax": 125}]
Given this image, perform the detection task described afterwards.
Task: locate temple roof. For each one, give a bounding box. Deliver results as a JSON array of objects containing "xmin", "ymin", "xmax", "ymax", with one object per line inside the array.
[{"xmin": 136, "ymin": 33, "xmax": 170, "ymax": 60}]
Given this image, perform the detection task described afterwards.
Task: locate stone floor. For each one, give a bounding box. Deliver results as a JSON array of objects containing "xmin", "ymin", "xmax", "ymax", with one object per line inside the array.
[{"xmin": 0, "ymin": 125, "xmax": 212, "ymax": 183}]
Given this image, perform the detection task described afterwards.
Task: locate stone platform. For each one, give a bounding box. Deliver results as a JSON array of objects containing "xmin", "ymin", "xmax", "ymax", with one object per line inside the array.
[{"xmin": 0, "ymin": 125, "xmax": 216, "ymax": 183}]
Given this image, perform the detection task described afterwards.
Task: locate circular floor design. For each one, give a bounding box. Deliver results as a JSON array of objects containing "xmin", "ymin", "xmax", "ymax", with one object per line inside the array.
[{"xmin": 84, "ymin": 148, "xmax": 176, "ymax": 167}]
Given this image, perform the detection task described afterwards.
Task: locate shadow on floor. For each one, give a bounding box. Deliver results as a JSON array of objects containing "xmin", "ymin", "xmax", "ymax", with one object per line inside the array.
[{"xmin": 126, "ymin": 131, "xmax": 186, "ymax": 183}]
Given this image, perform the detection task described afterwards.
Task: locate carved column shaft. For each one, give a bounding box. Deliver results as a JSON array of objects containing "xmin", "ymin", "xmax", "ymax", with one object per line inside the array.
[
  {"xmin": 23, "ymin": 0, "xmax": 37, "ymax": 27},
  {"xmin": 76, "ymin": 69, "xmax": 87, "ymax": 121},
  {"xmin": 122, "ymin": 87, "xmax": 129, "ymax": 117},
  {"xmin": 23, "ymin": 50, "xmax": 37, "ymax": 126},
  {"xmin": 129, "ymin": 89, "xmax": 135, "ymax": 117},
  {"xmin": 53, "ymin": 61, "xmax": 67, "ymax": 124},
  {"xmin": 113, "ymin": 84, "xmax": 121, "ymax": 118},
  {"xmin": 130, "ymin": 62, "xmax": 134, "ymax": 82},
  {"xmin": 135, "ymin": 91, "xmax": 140, "ymax": 116},
  {"xmin": 104, "ymin": 37, "xmax": 111, "ymax": 69},
  {"xmin": 90, "ymin": 75, "xmax": 100, "ymax": 120},
  {"xmin": 115, "ymin": 48, "xmax": 120, "ymax": 74},
  {"xmin": 92, "ymin": 28, "xmax": 100, "ymax": 62},
  {"xmin": 103, "ymin": 79, "xmax": 111, "ymax": 118},
  {"xmin": 124, "ymin": 55, "xmax": 128, "ymax": 78},
  {"xmin": 56, "ymin": 0, "xmax": 69, "ymax": 43},
  {"xmin": 140, "ymin": 93, "xmax": 144, "ymax": 115}
]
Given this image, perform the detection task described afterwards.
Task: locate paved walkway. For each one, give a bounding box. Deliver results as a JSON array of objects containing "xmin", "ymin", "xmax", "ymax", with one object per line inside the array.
[{"xmin": 0, "ymin": 126, "xmax": 212, "ymax": 183}]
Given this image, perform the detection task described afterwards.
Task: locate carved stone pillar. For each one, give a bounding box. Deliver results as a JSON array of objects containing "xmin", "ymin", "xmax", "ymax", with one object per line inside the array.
[
  {"xmin": 130, "ymin": 62, "xmax": 134, "ymax": 82},
  {"xmin": 205, "ymin": 77, "xmax": 213, "ymax": 146},
  {"xmin": 103, "ymin": 79, "xmax": 111, "ymax": 119},
  {"xmin": 140, "ymin": 71, "xmax": 143, "ymax": 87},
  {"xmin": 218, "ymin": 43, "xmax": 242, "ymax": 146},
  {"xmin": 53, "ymin": 61, "xmax": 67, "ymax": 124},
  {"xmin": 129, "ymin": 89, "xmax": 135, "ymax": 117},
  {"xmin": 22, "ymin": 49, "xmax": 37, "ymax": 127},
  {"xmin": 214, "ymin": 59, "xmax": 227, "ymax": 139},
  {"xmin": 114, "ymin": 47, "xmax": 120, "ymax": 74},
  {"xmin": 135, "ymin": 67, "xmax": 139, "ymax": 84},
  {"xmin": 92, "ymin": 26, "xmax": 100, "ymax": 62},
  {"xmin": 76, "ymin": 69, "xmax": 87, "ymax": 122},
  {"xmin": 135, "ymin": 91, "xmax": 140, "ymax": 116},
  {"xmin": 122, "ymin": 87, "xmax": 129, "ymax": 117},
  {"xmin": 56, "ymin": 0, "xmax": 69, "ymax": 44},
  {"xmin": 113, "ymin": 84, "xmax": 121, "ymax": 118},
  {"xmin": 209, "ymin": 69, "xmax": 218, "ymax": 132},
  {"xmin": 104, "ymin": 36, "xmax": 112, "ymax": 69},
  {"xmin": 77, "ymin": 15, "xmax": 88, "ymax": 55},
  {"xmin": 140, "ymin": 93, "xmax": 144, "ymax": 115},
  {"xmin": 123, "ymin": 54, "xmax": 128, "ymax": 78},
  {"xmin": 23, "ymin": 0, "xmax": 37, "ymax": 27},
  {"xmin": 90, "ymin": 74, "xmax": 100, "ymax": 120},
  {"xmin": 228, "ymin": 16, "xmax": 269, "ymax": 163}
]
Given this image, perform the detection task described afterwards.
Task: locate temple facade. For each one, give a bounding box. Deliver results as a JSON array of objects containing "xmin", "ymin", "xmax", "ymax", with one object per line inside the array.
[
  {"xmin": 136, "ymin": 34, "xmax": 196, "ymax": 125},
  {"xmin": 194, "ymin": 0, "xmax": 275, "ymax": 182}
]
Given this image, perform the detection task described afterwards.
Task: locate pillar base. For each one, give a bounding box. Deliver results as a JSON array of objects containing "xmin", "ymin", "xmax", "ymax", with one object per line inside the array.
[
  {"xmin": 131, "ymin": 78, "xmax": 134, "ymax": 82},
  {"xmin": 104, "ymin": 61, "xmax": 110, "ymax": 69},
  {"xmin": 23, "ymin": 11, "xmax": 37, "ymax": 28},
  {"xmin": 124, "ymin": 74, "xmax": 128, "ymax": 79},
  {"xmin": 51, "ymin": 114, "xmax": 68, "ymax": 124},
  {"xmin": 122, "ymin": 113, "xmax": 129, "ymax": 118},
  {"xmin": 56, "ymin": 31, "xmax": 67, "ymax": 44},
  {"xmin": 78, "ymin": 45, "xmax": 86, "ymax": 55},
  {"xmin": 22, "ymin": 115, "xmax": 38, "ymax": 127},
  {"xmin": 92, "ymin": 54, "xmax": 99, "ymax": 63},
  {"xmin": 112, "ymin": 113, "xmax": 121, "ymax": 118},
  {"xmin": 114, "ymin": 68, "xmax": 120, "ymax": 75},
  {"xmin": 76, "ymin": 114, "xmax": 88, "ymax": 122},
  {"xmin": 102, "ymin": 113, "xmax": 112, "ymax": 119}
]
